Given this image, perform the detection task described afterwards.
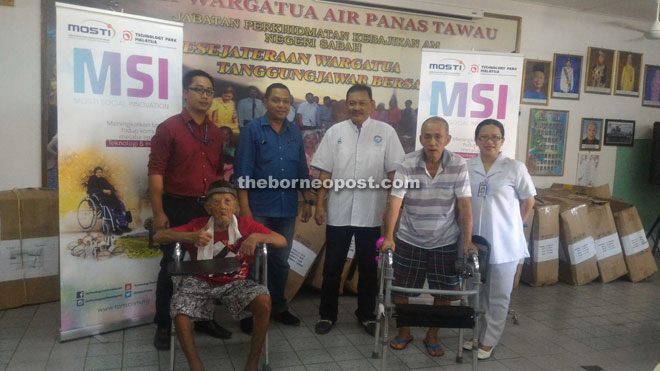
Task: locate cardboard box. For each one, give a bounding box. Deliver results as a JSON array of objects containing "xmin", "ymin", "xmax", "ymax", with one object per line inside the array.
[
  {"xmin": 542, "ymin": 196, "xmax": 599, "ymax": 285},
  {"xmin": 0, "ymin": 189, "xmax": 60, "ymax": 309},
  {"xmin": 522, "ymin": 202, "xmax": 560, "ymax": 287},
  {"xmin": 608, "ymin": 200, "xmax": 658, "ymax": 282},
  {"xmin": 512, "ymin": 210, "xmax": 532, "ymax": 289},
  {"xmin": 512, "ymin": 259, "xmax": 524, "ymax": 289},
  {"xmin": 283, "ymin": 205, "xmax": 326, "ymax": 302},
  {"xmin": 550, "ymin": 183, "xmax": 612, "ymax": 198},
  {"xmin": 585, "ymin": 200, "xmax": 628, "ymax": 283}
]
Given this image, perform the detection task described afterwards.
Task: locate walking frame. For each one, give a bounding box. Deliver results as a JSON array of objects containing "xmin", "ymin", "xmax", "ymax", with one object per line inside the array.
[{"xmin": 372, "ymin": 236, "xmax": 490, "ymax": 371}]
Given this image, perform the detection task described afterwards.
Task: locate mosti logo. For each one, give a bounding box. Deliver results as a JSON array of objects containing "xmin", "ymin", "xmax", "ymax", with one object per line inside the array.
[
  {"xmin": 67, "ymin": 20, "xmax": 116, "ymax": 39},
  {"xmin": 429, "ymin": 59, "xmax": 465, "ymax": 72}
]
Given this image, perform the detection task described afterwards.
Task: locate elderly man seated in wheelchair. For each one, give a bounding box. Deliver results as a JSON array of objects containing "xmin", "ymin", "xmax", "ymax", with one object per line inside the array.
[
  {"xmin": 86, "ymin": 166, "xmax": 131, "ymax": 234},
  {"xmin": 153, "ymin": 180, "xmax": 286, "ymax": 371}
]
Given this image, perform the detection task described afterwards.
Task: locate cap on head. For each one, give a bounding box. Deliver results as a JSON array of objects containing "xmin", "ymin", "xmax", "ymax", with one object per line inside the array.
[{"xmin": 206, "ymin": 180, "xmax": 237, "ymax": 199}]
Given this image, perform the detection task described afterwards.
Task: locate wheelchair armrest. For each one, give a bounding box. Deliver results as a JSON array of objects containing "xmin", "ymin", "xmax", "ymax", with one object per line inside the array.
[{"xmin": 167, "ymin": 257, "xmax": 241, "ymax": 276}]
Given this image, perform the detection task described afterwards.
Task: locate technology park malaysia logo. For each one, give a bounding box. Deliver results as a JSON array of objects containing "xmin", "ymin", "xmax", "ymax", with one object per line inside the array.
[
  {"xmin": 67, "ymin": 19, "xmax": 116, "ymax": 39},
  {"xmin": 429, "ymin": 59, "xmax": 465, "ymax": 73}
]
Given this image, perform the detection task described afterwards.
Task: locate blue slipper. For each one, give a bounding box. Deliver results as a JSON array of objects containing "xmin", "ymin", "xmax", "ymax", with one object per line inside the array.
[
  {"xmin": 423, "ymin": 338, "xmax": 444, "ymax": 357},
  {"xmin": 389, "ymin": 335, "xmax": 414, "ymax": 350}
]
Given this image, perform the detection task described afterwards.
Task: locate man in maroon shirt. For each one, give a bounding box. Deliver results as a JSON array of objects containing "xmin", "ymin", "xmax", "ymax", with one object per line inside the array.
[
  {"xmin": 154, "ymin": 180, "xmax": 286, "ymax": 371},
  {"xmin": 148, "ymin": 69, "xmax": 228, "ymax": 350}
]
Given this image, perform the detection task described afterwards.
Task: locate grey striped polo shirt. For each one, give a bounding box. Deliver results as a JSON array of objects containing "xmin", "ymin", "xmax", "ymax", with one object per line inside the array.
[{"xmin": 390, "ymin": 149, "xmax": 471, "ymax": 249}]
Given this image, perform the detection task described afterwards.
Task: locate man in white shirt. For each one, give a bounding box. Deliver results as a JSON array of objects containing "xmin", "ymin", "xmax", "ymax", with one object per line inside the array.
[
  {"xmin": 296, "ymin": 92, "xmax": 318, "ymax": 128},
  {"xmin": 237, "ymin": 86, "xmax": 266, "ymax": 129},
  {"xmin": 311, "ymin": 84, "xmax": 405, "ymax": 335}
]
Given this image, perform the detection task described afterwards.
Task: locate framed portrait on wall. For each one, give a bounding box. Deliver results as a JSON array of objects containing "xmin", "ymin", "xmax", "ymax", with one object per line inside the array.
[
  {"xmin": 604, "ymin": 119, "xmax": 635, "ymax": 146},
  {"xmin": 585, "ymin": 47, "xmax": 615, "ymax": 94},
  {"xmin": 551, "ymin": 54, "xmax": 582, "ymax": 99},
  {"xmin": 521, "ymin": 59, "xmax": 552, "ymax": 105},
  {"xmin": 580, "ymin": 118, "xmax": 603, "ymax": 151},
  {"xmin": 526, "ymin": 109, "xmax": 569, "ymax": 176},
  {"xmin": 642, "ymin": 64, "xmax": 660, "ymax": 107},
  {"xmin": 614, "ymin": 51, "xmax": 643, "ymax": 97}
]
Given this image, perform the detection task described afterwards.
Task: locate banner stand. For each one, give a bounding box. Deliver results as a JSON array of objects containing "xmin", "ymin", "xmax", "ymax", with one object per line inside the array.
[{"xmin": 56, "ymin": 2, "xmax": 182, "ymax": 340}]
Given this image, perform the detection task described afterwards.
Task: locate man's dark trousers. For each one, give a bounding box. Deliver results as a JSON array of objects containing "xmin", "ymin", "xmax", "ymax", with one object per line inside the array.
[{"xmin": 319, "ymin": 225, "xmax": 380, "ymax": 322}]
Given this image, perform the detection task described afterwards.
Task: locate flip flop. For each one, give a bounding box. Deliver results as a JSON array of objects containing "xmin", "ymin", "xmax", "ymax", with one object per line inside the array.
[
  {"xmin": 389, "ymin": 335, "xmax": 414, "ymax": 350},
  {"xmin": 423, "ymin": 338, "xmax": 444, "ymax": 357}
]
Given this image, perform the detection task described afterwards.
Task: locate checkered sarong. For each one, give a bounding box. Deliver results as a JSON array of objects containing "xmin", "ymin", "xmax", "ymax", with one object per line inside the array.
[{"xmin": 392, "ymin": 237, "xmax": 459, "ymax": 299}]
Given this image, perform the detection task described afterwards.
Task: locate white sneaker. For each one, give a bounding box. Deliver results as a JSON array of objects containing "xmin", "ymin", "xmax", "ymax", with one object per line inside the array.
[
  {"xmin": 463, "ymin": 340, "xmax": 494, "ymax": 359},
  {"xmin": 477, "ymin": 346, "xmax": 494, "ymax": 360}
]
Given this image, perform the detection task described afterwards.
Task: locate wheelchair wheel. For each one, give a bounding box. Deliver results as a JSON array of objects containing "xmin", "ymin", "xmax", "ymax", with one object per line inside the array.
[{"xmin": 77, "ymin": 198, "xmax": 98, "ymax": 232}]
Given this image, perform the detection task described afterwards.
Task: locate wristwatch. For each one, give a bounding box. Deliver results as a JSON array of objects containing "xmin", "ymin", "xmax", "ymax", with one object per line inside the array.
[{"xmin": 304, "ymin": 199, "xmax": 315, "ymax": 206}]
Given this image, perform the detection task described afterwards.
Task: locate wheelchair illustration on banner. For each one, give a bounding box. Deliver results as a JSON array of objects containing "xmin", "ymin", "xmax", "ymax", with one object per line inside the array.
[{"xmin": 77, "ymin": 166, "xmax": 132, "ymax": 236}]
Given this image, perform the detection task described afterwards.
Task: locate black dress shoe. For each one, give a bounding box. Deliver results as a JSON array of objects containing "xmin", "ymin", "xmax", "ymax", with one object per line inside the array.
[
  {"xmin": 271, "ymin": 311, "xmax": 300, "ymax": 326},
  {"xmin": 194, "ymin": 320, "xmax": 232, "ymax": 339},
  {"xmin": 314, "ymin": 319, "xmax": 335, "ymax": 335},
  {"xmin": 153, "ymin": 326, "xmax": 171, "ymax": 350},
  {"xmin": 359, "ymin": 319, "xmax": 377, "ymax": 336},
  {"xmin": 240, "ymin": 317, "xmax": 253, "ymax": 334}
]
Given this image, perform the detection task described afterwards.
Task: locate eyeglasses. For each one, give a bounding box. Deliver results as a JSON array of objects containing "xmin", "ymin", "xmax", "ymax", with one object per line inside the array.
[
  {"xmin": 187, "ymin": 87, "xmax": 215, "ymax": 96},
  {"xmin": 477, "ymin": 135, "xmax": 503, "ymax": 142}
]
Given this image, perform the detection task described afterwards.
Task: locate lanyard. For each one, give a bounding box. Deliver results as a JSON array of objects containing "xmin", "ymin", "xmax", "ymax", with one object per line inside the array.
[{"xmin": 186, "ymin": 121, "xmax": 213, "ymax": 145}]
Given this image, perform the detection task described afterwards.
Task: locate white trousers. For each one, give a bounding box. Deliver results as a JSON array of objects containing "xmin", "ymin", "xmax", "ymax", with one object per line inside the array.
[{"xmin": 476, "ymin": 260, "xmax": 518, "ymax": 347}]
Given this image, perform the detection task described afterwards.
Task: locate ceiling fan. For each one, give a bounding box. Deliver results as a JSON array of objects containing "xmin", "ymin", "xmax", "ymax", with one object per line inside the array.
[
  {"xmin": 608, "ymin": 0, "xmax": 660, "ymax": 40},
  {"xmin": 645, "ymin": 0, "xmax": 660, "ymax": 39}
]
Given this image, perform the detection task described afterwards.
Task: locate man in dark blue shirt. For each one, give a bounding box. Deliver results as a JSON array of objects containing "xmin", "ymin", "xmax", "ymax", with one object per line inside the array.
[{"xmin": 235, "ymin": 83, "xmax": 313, "ymax": 331}]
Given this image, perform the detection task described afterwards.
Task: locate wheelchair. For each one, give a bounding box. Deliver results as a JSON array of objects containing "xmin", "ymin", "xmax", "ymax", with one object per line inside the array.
[
  {"xmin": 77, "ymin": 192, "xmax": 116, "ymax": 235},
  {"xmin": 167, "ymin": 242, "xmax": 272, "ymax": 371},
  {"xmin": 372, "ymin": 235, "xmax": 491, "ymax": 371}
]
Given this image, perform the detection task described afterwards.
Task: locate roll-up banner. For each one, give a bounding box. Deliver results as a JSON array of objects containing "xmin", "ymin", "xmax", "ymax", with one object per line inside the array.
[
  {"xmin": 56, "ymin": 2, "xmax": 182, "ymax": 340},
  {"xmin": 417, "ymin": 49, "xmax": 524, "ymax": 158}
]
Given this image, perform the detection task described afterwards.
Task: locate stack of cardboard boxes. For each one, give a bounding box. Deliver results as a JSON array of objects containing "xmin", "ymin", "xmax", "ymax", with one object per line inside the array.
[
  {"xmin": 283, "ymin": 184, "xmax": 657, "ymax": 303},
  {"xmin": 527, "ymin": 184, "xmax": 657, "ymax": 286},
  {"xmin": 0, "ymin": 189, "xmax": 60, "ymax": 309}
]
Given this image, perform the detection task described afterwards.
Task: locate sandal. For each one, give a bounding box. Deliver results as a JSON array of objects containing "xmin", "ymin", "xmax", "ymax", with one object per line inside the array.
[
  {"xmin": 423, "ymin": 338, "xmax": 444, "ymax": 357},
  {"xmin": 389, "ymin": 335, "xmax": 414, "ymax": 350}
]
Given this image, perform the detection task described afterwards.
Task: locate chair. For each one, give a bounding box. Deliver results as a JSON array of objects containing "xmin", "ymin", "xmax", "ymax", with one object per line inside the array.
[
  {"xmin": 372, "ymin": 235, "xmax": 490, "ymax": 371},
  {"xmin": 167, "ymin": 242, "xmax": 271, "ymax": 371}
]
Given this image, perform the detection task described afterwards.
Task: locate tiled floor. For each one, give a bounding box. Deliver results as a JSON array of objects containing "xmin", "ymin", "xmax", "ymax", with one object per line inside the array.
[{"xmin": 2, "ymin": 258, "xmax": 660, "ymax": 371}]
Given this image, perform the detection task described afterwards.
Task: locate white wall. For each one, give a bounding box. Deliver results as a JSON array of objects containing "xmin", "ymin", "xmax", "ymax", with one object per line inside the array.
[
  {"xmin": 0, "ymin": 0, "xmax": 657, "ymax": 190},
  {"xmin": 0, "ymin": 1, "xmax": 42, "ymax": 190},
  {"xmin": 429, "ymin": 0, "xmax": 659, "ymax": 189}
]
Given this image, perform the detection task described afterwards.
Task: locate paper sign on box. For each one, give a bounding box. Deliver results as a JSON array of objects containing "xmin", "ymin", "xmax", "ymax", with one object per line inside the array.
[
  {"xmin": 533, "ymin": 237, "xmax": 559, "ymax": 263},
  {"xmin": 594, "ymin": 233, "xmax": 623, "ymax": 260},
  {"xmin": 621, "ymin": 229, "xmax": 649, "ymax": 256},
  {"xmin": 288, "ymin": 240, "xmax": 318, "ymax": 277}
]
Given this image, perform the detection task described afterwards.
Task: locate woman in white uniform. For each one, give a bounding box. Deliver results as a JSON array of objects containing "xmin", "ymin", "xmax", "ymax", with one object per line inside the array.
[{"xmin": 465, "ymin": 119, "xmax": 536, "ymax": 359}]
